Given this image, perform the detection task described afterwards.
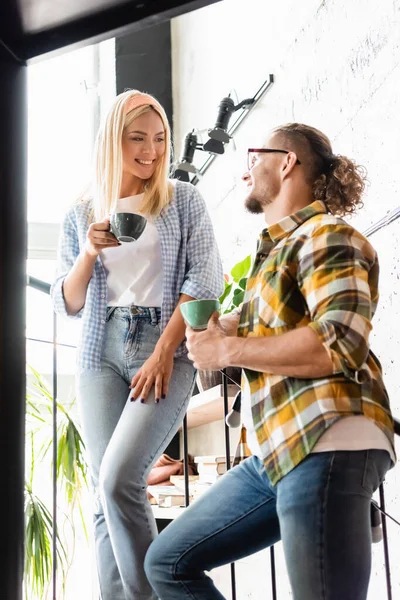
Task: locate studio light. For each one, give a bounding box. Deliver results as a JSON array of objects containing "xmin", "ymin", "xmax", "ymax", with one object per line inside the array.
[
  {"xmin": 203, "ymin": 96, "xmax": 234, "ymax": 155},
  {"xmin": 174, "ymin": 131, "xmax": 200, "ymax": 182},
  {"xmin": 172, "ymin": 75, "xmax": 275, "ymax": 185},
  {"xmin": 203, "ymin": 96, "xmax": 255, "ymax": 155}
]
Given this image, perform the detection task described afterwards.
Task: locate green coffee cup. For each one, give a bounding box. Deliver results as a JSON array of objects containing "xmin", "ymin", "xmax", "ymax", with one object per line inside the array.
[{"xmin": 180, "ymin": 299, "xmax": 220, "ymax": 330}]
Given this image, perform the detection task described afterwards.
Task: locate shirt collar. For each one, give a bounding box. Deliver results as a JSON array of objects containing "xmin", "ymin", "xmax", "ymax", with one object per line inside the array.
[{"xmin": 264, "ymin": 200, "xmax": 328, "ymax": 242}]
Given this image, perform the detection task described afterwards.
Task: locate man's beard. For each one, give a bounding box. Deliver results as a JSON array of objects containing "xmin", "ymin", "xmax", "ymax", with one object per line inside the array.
[{"xmin": 245, "ymin": 194, "xmax": 266, "ymax": 214}]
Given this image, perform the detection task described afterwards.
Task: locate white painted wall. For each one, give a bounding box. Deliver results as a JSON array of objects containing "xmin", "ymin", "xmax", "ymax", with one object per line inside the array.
[{"xmin": 171, "ymin": 0, "xmax": 400, "ymax": 597}]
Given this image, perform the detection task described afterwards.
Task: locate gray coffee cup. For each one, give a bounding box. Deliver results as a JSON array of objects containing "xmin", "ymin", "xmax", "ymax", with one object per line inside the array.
[{"xmin": 110, "ymin": 212, "xmax": 147, "ymax": 242}]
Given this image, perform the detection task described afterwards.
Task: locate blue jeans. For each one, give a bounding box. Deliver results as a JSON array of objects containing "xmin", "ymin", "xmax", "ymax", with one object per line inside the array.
[
  {"xmin": 145, "ymin": 449, "xmax": 391, "ymax": 600},
  {"xmin": 77, "ymin": 306, "xmax": 196, "ymax": 600}
]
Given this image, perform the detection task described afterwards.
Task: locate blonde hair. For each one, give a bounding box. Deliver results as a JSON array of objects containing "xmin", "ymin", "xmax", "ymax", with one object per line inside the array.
[{"xmin": 92, "ymin": 90, "xmax": 173, "ymax": 221}]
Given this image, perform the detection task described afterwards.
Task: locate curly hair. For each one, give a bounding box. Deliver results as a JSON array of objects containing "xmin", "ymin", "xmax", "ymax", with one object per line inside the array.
[{"xmin": 272, "ymin": 123, "xmax": 367, "ymax": 216}]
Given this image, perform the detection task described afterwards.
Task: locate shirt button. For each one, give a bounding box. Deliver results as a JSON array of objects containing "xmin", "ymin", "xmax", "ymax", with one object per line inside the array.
[
  {"xmin": 101, "ymin": 319, "xmax": 106, "ymax": 324},
  {"xmin": 100, "ymin": 294, "xmax": 105, "ymax": 299}
]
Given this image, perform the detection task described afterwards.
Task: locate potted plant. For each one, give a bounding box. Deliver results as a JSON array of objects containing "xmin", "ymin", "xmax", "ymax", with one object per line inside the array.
[
  {"xmin": 219, "ymin": 254, "xmax": 252, "ymax": 315},
  {"xmin": 196, "ymin": 254, "xmax": 252, "ymax": 393},
  {"xmin": 25, "ymin": 367, "xmax": 88, "ymax": 599}
]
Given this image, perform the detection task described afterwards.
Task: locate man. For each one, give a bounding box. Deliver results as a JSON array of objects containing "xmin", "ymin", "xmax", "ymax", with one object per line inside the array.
[{"xmin": 145, "ymin": 123, "xmax": 395, "ymax": 600}]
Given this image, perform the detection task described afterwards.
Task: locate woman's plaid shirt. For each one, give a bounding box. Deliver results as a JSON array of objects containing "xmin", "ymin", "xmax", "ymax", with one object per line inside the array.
[
  {"xmin": 239, "ymin": 200, "xmax": 395, "ymax": 485},
  {"xmin": 51, "ymin": 181, "xmax": 224, "ymax": 371}
]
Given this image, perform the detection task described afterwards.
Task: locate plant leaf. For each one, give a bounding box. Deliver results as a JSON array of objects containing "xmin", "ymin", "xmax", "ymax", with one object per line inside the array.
[
  {"xmin": 230, "ymin": 254, "xmax": 252, "ymax": 281},
  {"xmin": 232, "ymin": 290, "xmax": 245, "ymax": 306},
  {"xmin": 238, "ymin": 277, "xmax": 248, "ymax": 290},
  {"xmin": 218, "ymin": 282, "xmax": 232, "ymax": 304}
]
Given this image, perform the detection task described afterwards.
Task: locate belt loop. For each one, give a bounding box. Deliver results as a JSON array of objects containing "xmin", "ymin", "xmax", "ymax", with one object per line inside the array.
[
  {"xmin": 149, "ymin": 307, "xmax": 158, "ymax": 325},
  {"xmin": 106, "ymin": 306, "xmax": 117, "ymax": 322}
]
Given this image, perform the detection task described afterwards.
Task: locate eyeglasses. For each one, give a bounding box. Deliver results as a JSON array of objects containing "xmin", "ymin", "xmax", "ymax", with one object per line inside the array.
[{"xmin": 247, "ymin": 148, "xmax": 301, "ymax": 171}]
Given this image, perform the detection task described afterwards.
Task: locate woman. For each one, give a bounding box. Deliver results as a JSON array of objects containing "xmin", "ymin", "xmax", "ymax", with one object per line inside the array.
[{"xmin": 51, "ymin": 90, "xmax": 224, "ymax": 600}]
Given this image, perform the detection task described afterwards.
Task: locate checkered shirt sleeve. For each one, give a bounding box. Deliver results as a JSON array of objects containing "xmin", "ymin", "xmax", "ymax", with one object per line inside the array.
[
  {"xmin": 297, "ymin": 220, "xmax": 378, "ymax": 382},
  {"xmin": 180, "ymin": 186, "xmax": 224, "ymax": 299}
]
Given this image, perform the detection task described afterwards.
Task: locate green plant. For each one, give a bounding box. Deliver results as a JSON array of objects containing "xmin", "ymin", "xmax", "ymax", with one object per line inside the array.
[
  {"xmin": 25, "ymin": 367, "xmax": 88, "ymax": 600},
  {"xmin": 194, "ymin": 253, "xmax": 253, "ymax": 390},
  {"xmin": 219, "ymin": 254, "xmax": 252, "ymax": 314}
]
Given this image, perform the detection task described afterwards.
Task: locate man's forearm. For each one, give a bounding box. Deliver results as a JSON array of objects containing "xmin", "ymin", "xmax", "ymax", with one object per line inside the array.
[{"xmin": 225, "ymin": 325, "xmax": 333, "ymax": 378}]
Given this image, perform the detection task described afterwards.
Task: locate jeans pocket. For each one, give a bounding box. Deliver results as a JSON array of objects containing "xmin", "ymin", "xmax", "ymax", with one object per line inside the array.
[{"xmin": 361, "ymin": 449, "xmax": 391, "ymax": 495}]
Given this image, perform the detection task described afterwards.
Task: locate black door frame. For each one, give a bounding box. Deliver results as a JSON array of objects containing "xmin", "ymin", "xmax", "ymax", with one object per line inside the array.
[{"xmin": 0, "ymin": 2, "xmax": 220, "ymax": 599}]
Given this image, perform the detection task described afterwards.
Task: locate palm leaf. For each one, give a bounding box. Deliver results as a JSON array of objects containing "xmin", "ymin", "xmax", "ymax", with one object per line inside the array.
[
  {"xmin": 27, "ymin": 368, "xmax": 88, "ymax": 496},
  {"xmin": 24, "ymin": 486, "xmax": 69, "ymax": 599},
  {"xmin": 25, "ymin": 366, "xmax": 90, "ymax": 597}
]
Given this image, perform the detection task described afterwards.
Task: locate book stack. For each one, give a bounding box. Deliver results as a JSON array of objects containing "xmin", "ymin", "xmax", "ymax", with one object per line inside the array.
[
  {"xmin": 169, "ymin": 475, "xmax": 199, "ymax": 496},
  {"xmin": 148, "ymin": 458, "xmax": 234, "ymax": 507},
  {"xmin": 147, "ymin": 484, "xmax": 187, "ymax": 507},
  {"xmin": 192, "ymin": 455, "xmax": 234, "ymax": 500},
  {"xmin": 148, "ymin": 476, "xmax": 199, "ymax": 508}
]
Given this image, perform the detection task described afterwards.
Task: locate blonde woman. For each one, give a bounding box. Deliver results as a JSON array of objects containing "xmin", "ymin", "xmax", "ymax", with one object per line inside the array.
[{"xmin": 51, "ymin": 90, "xmax": 224, "ymax": 600}]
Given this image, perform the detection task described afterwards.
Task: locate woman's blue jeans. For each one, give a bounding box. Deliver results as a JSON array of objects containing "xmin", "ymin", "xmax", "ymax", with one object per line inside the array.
[
  {"xmin": 145, "ymin": 449, "xmax": 391, "ymax": 600},
  {"xmin": 77, "ymin": 306, "xmax": 196, "ymax": 600}
]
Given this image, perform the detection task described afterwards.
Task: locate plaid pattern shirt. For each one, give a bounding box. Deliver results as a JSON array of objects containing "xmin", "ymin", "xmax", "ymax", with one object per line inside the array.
[
  {"xmin": 51, "ymin": 181, "xmax": 224, "ymax": 371},
  {"xmin": 239, "ymin": 200, "xmax": 395, "ymax": 485}
]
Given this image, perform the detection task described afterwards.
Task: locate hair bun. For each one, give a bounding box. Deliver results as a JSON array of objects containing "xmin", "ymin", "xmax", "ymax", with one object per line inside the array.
[{"xmin": 328, "ymin": 155, "xmax": 337, "ymax": 171}]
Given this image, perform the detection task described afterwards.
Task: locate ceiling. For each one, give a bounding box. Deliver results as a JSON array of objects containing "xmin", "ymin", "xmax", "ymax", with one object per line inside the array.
[{"xmin": 0, "ymin": 0, "xmax": 221, "ymax": 61}]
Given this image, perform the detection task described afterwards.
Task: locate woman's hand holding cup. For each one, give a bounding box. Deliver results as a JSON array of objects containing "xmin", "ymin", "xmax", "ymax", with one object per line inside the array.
[{"xmin": 85, "ymin": 217, "xmax": 120, "ymax": 257}]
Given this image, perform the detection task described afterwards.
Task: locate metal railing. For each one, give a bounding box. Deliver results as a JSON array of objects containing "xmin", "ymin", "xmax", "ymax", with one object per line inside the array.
[
  {"xmin": 26, "ymin": 275, "xmax": 400, "ymax": 600},
  {"xmin": 26, "ymin": 275, "xmax": 59, "ymax": 600}
]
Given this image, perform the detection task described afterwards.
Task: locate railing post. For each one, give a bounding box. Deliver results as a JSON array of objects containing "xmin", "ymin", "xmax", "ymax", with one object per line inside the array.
[
  {"xmin": 182, "ymin": 414, "xmax": 190, "ymax": 507},
  {"xmin": 270, "ymin": 546, "xmax": 277, "ymax": 600},
  {"xmin": 222, "ymin": 370, "xmax": 237, "ymax": 600},
  {"xmin": 379, "ymin": 483, "xmax": 392, "ymax": 600},
  {"xmin": 52, "ymin": 311, "xmax": 58, "ymax": 600}
]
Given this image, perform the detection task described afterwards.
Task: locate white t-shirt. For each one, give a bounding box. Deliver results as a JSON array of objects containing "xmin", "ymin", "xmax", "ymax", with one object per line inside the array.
[{"xmin": 100, "ymin": 193, "xmax": 163, "ymax": 307}]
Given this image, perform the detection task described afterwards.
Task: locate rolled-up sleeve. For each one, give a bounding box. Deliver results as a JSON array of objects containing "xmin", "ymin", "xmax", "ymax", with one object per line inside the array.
[
  {"xmin": 50, "ymin": 208, "xmax": 84, "ymax": 319},
  {"xmin": 180, "ymin": 187, "xmax": 224, "ymax": 300},
  {"xmin": 297, "ymin": 222, "xmax": 378, "ymax": 382}
]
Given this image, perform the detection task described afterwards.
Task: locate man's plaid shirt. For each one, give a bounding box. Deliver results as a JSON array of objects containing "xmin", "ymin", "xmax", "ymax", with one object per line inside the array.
[{"xmin": 239, "ymin": 200, "xmax": 395, "ymax": 485}]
